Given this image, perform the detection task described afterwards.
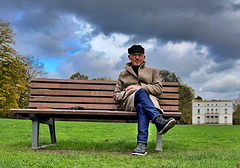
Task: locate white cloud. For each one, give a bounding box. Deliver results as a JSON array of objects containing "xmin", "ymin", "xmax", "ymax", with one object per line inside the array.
[
  {"xmin": 203, "ymin": 75, "xmax": 240, "ymax": 92},
  {"xmin": 73, "ymin": 17, "xmax": 94, "ymax": 35},
  {"xmin": 164, "ymin": 41, "xmax": 198, "ymax": 57},
  {"xmin": 90, "ymin": 33, "xmax": 130, "ymax": 66}
]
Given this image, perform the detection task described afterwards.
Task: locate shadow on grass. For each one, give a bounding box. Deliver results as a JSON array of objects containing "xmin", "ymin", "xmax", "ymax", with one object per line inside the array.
[
  {"xmin": 8, "ymin": 137, "xmax": 189, "ymax": 155},
  {"xmin": 50, "ymin": 139, "xmax": 137, "ymax": 153}
]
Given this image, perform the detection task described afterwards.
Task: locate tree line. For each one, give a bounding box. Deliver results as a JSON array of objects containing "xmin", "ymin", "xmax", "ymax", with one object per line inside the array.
[
  {"xmin": 158, "ymin": 70, "xmax": 194, "ymax": 124},
  {"xmin": 233, "ymin": 94, "xmax": 240, "ymax": 125}
]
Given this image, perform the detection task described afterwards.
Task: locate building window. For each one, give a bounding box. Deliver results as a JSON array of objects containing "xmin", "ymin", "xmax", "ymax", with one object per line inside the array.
[
  {"xmin": 224, "ymin": 116, "xmax": 228, "ymax": 124},
  {"xmin": 197, "ymin": 109, "xmax": 200, "ymax": 114},
  {"xmin": 198, "ymin": 104, "xmax": 200, "ymax": 106},
  {"xmin": 206, "ymin": 116, "xmax": 210, "ymax": 124},
  {"xmin": 211, "ymin": 109, "xmax": 214, "ymax": 113},
  {"xmin": 216, "ymin": 104, "xmax": 218, "ymax": 106},
  {"xmin": 210, "ymin": 116, "xmax": 214, "ymax": 123},
  {"xmin": 207, "ymin": 109, "xmax": 209, "ymax": 113},
  {"xmin": 207, "ymin": 104, "xmax": 209, "ymax": 106},
  {"xmin": 225, "ymin": 109, "xmax": 227, "ymax": 114},
  {"xmin": 215, "ymin": 109, "xmax": 218, "ymax": 113},
  {"xmin": 225, "ymin": 104, "xmax": 227, "ymax": 106},
  {"xmin": 215, "ymin": 116, "xmax": 218, "ymax": 124},
  {"xmin": 197, "ymin": 117, "xmax": 200, "ymax": 124},
  {"xmin": 206, "ymin": 115, "xmax": 219, "ymax": 124}
]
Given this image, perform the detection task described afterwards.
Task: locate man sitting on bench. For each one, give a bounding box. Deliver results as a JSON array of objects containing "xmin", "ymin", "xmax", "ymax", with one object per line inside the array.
[{"xmin": 113, "ymin": 45, "xmax": 176, "ymax": 156}]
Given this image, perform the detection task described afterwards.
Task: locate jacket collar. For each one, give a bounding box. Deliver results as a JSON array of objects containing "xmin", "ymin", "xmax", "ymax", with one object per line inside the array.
[{"xmin": 125, "ymin": 61, "xmax": 146, "ymax": 77}]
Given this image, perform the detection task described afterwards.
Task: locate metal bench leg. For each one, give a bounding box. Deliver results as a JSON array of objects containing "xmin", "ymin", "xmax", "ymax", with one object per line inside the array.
[
  {"xmin": 30, "ymin": 114, "xmax": 56, "ymax": 149},
  {"xmin": 32, "ymin": 120, "xmax": 40, "ymax": 149},
  {"xmin": 155, "ymin": 132, "xmax": 163, "ymax": 151},
  {"xmin": 48, "ymin": 118, "xmax": 56, "ymax": 144}
]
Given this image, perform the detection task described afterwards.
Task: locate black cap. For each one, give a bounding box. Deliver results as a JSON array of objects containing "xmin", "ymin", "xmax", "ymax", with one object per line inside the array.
[{"xmin": 128, "ymin": 45, "xmax": 144, "ymax": 54}]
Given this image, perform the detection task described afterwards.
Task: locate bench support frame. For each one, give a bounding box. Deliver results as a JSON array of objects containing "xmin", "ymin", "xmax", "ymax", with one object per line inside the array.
[
  {"xmin": 155, "ymin": 133, "xmax": 163, "ymax": 151},
  {"xmin": 29, "ymin": 114, "xmax": 56, "ymax": 149},
  {"xmin": 29, "ymin": 114, "xmax": 162, "ymax": 151}
]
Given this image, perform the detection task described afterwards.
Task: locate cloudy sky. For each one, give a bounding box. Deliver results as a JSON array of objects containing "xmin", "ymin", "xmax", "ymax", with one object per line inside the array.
[{"xmin": 1, "ymin": 0, "xmax": 240, "ymax": 100}]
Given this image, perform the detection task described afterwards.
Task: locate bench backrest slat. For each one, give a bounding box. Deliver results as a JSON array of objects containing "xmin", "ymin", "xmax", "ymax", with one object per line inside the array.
[
  {"xmin": 29, "ymin": 78, "xmax": 179, "ymax": 112},
  {"xmin": 30, "ymin": 90, "xmax": 113, "ymax": 97},
  {"xmin": 31, "ymin": 83, "xmax": 116, "ymax": 91}
]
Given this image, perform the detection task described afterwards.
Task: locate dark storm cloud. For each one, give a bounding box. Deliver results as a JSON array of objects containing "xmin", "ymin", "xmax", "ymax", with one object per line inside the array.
[
  {"xmin": 15, "ymin": 9, "xmax": 59, "ymax": 32},
  {"xmin": 52, "ymin": 0, "xmax": 239, "ymax": 62},
  {"xmin": 1, "ymin": 0, "xmax": 240, "ymax": 64},
  {"xmin": 232, "ymin": 3, "xmax": 240, "ymax": 11},
  {"xmin": 205, "ymin": 60, "xmax": 236, "ymax": 74}
]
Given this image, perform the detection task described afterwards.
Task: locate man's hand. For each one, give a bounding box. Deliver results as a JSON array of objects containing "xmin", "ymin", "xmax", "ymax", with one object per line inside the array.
[{"xmin": 125, "ymin": 85, "xmax": 141, "ymax": 94}]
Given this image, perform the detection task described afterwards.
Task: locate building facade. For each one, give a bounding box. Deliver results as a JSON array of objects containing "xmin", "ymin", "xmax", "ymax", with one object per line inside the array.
[{"xmin": 192, "ymin": 100, "xmax": 233, "ymax": 125}]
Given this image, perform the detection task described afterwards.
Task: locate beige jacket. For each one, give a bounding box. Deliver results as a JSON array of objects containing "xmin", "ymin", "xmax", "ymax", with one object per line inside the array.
[{"xmin": 113, "ymin": 62, "xmax": 163, "ymax": 112}]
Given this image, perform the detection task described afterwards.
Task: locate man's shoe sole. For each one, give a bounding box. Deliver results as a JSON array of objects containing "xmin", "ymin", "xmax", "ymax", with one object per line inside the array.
[
  {"xmin": 132, "ymin": 152, "xmax": 147, "ymax": 156},
  {"xmin": 158, "ymin": 119, "xmax": 176, "ymax": 135}
]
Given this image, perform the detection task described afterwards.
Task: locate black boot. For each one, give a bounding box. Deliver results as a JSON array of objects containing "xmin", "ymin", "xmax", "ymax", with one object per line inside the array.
[
  {"xmin": 132, "ymin": 142, "xmax": 147, "ymax": 156},
  {"xmin": 153, "ymin": 116, "xmax": 176, "ymax": 135}
]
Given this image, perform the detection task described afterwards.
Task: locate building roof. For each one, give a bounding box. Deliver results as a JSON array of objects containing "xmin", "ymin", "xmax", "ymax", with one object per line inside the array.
[{"xmin": 193, "ymin": 99, "xmax": 232, "ymax": 102}]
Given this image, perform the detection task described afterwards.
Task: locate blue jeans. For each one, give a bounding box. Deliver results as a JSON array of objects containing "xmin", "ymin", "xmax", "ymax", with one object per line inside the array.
[{"xmin": 134, "ymin": 89, "xmax": 161, "ymax": 144}]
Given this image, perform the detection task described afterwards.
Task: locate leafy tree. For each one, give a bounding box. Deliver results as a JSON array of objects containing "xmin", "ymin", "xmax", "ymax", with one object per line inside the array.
[
  {"xmin": 233, "ymin": 93, "xmax": 240, "ymax": 125},
  {"xmin": 0, "ymin": 19, "xmax": 28, "ymax": 115},
  {"xmin": 70, "ymin": 72, "xmax": 89, "ymax": 80},
  {"xmin": 22, "ymin": 54, "xmax": 47, "ymax": 82},
  {"xmin": 233, "ymin": 104, "xmax": 240, "ymax": 125},
  {"xmin": 179, "ymin": 84, "xmax": 195, "ymax": 124},
  {"xmin": 159, "ymin": 70, "xmax": 195, "ymax": 124},
  {"xmin": 0, "ymin": 19, "xmax": 46, "ymax": 116},
  {"xmin": 233, "ymin": 105, "xmax": 240, "ymax": 125},
  {"xmin": 17, "ymin": 55, "xmax": 47, "ymax": 109},
  {"xmin": 159, "ymin": 70, "xmax": 181, "ymax": 83}
]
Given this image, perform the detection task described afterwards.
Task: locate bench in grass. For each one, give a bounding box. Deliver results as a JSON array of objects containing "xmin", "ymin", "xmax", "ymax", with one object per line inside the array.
[{"xmin": 10, "ymin": 78, "xmax": 181, "ymax": 150}]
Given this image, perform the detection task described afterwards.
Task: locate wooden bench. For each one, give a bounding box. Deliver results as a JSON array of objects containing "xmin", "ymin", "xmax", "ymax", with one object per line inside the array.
[{"xmin": 10, "ymin": 78, "xmax": 181, "ymax": 150}]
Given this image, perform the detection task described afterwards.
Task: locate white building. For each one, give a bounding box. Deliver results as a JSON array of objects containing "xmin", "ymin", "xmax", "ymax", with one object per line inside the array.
[{"xmin": 192, "ymin": 100, "xmax": 233, "ymax": 125}]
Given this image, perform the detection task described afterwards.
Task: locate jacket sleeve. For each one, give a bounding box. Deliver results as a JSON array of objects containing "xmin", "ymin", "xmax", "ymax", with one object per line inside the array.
[
  {"xmin": 113, "ymin": 73, "xmax": 125, "ymax": 103},
  {"xmin": 140, "ymin": 69, "xmax": 163, "ymax": 98}
]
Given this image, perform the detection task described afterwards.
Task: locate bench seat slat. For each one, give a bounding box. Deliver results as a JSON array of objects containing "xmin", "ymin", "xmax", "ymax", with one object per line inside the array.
[
  {"xmin": 10, "ymin": 109, "xmax": 182, "ymax": 119},
  {"xmin": 10, "ymin": 109, "xmax": 136, "ymax": 115},
  {"xmin": 29, "ymin": 102, "xmax": 118, "ymax": 110},
  {"xmin": 28, "ymin": 102, "xmax": 179, "ymax": 111}
]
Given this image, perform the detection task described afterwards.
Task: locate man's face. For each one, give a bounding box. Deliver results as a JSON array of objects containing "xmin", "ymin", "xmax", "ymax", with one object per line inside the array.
[{"xmin": 128, "ymin": 52, "xmax": 146, "ymax": 66}]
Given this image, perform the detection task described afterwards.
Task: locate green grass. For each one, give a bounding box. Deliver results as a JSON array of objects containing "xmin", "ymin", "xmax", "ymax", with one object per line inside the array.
[{"xmin": 0, "ymin": 118, "xmax": 240, "ymax": 168}]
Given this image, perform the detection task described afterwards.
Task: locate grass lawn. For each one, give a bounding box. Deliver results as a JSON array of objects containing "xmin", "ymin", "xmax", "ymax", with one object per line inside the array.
[{"xmin": 0, "ymin": 118, "xmax": 239, "ymax": 168}]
